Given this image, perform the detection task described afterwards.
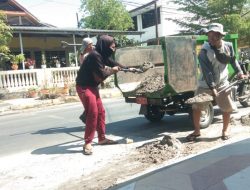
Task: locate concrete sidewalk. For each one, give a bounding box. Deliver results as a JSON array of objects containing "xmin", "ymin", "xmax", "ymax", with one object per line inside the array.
[
  {"xmin": 0, "ymin": 87, "xmax": 122, "ymax": 115},
  {"xmin": 113, "ymin": 138, "xmax": 250, "ymax": 190}
]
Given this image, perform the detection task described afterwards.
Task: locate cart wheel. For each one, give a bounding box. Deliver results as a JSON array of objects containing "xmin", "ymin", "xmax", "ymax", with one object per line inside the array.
[
  {"xmin": 238, "ymin": 82, "xmax": 250, "ymax": 107},
  {"xmin": 144, "ymin": 105, "xmax": 165, "ymax": 122},
  {"xmin": 189, "ymin": 103, "xmax": 214, "ymax": 129}
]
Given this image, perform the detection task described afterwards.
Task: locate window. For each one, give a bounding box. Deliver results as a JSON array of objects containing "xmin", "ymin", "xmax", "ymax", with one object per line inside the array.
[
  {"xmin": 142, "ymin": 7, "xmax": 161, "ymax": 29},
  {"xmin": 34, "ymin": 51, "xmax": 42, "ymax": 67},
  {"xmin": 129, "ymin": 16, "xmax": 138, "ymax": 31},
  {"xmin": 12, "ymin": 51, "xmax": 31, "ymax": 58},
  {"xmin": 45, "ymin": 51, "xmax": 66, "ymax": 67}
]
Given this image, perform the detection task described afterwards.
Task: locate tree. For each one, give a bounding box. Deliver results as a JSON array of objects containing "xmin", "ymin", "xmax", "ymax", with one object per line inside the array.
[
  {"xmin": 79, "ymin": 0, "xmax": 133, "ymax": 31},
  {"xmin": 79, "ymin": 0, "xmax": 136, "ymax": 46},
  {"xmin": 169, "ymin": 0, "xmax": 250, "ymax": 46},
  {"xmin": 0, "ymin": 12, "xmax": 12, "ymax": 68}
]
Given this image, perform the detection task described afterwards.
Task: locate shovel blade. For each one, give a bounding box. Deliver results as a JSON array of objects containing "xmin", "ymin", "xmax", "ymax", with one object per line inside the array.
[
  {"xmin": 140, "ymin": 61, "xmax": 154, "ymax": 72},
  {"xmin": 186, "ymin": 93, "xmax": 213, "ymax": 104}
]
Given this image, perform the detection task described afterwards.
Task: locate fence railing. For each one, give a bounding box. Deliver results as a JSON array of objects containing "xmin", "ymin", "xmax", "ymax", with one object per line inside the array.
[{"xmin": 0, "ymin": 67, "xmax": 79, "ymax": 92}]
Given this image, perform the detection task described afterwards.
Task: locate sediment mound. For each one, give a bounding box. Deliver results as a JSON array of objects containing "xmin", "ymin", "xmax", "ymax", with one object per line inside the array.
[{"xmin": 135, "ymin": 135, "xmax": 182, "ymax": 164}]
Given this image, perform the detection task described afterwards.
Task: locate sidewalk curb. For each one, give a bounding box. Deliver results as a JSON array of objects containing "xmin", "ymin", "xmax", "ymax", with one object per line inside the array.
[{"xmin": 0, "ymin": 88, "xmax": 122, "ymax": 116}]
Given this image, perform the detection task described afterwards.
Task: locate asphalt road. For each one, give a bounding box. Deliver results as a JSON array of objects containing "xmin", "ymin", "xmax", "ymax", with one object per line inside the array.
[
  {"xmin": 1, "ymin": 98, "xmax": 249, "ymax": 190},
  {"xmin": 0, "ymin": 97, "xmax": 194, "ymax": 157}
]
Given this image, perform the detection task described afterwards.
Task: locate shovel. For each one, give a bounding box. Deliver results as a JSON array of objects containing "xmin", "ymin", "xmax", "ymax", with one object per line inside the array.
[
  {"xmin": 121, "ymin": 68, "xmax": 144, "ymax": 73},
  {"xmin": 186, "ymin": 79, "xmax": 244, "ymax": 105},
  {"xmin": 185, "ymin": 93, "xmax": 213, "ymax": 105},
  {"xmin": 139, "ymin": 61, "xmax": 155, "ymax": 72},
  {"xmin": 217, "ymin": 80, "xmax": 241, "ymax": 94},
  {"xmin": 121, "ymin": 62, "xmax": 155, "ymax": 74}
]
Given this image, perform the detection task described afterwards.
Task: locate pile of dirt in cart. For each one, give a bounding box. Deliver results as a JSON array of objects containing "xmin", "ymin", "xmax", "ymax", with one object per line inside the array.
[
  {"xmin": 241, "ymin": 113, "xmax": 250, "ymax": 126},
  {"xmin": 135, "ymin": 74, "xmax": 165, "ymax": 94},
  {"xmin": 134, "ymin": 135, "xmax": 182, "ymax": 164},
  {"xmin": 186, "ymin": 93, "xmax": 213, "ymax": 104}
]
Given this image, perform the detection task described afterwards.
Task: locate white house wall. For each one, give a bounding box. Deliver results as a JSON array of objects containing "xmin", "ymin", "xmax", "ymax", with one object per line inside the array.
[{"xmin": 128, "ymin": 0, "xmax": 182, "ymax": 42}]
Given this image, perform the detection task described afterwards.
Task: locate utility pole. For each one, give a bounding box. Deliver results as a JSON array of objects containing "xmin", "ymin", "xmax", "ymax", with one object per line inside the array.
[
  {"xmin": 154, "ymin": 0, "xmax": 159, "ymax": 44},
  {"xmin": 76, "ymin": 13, "xmax": 80, "ymax": 28}
]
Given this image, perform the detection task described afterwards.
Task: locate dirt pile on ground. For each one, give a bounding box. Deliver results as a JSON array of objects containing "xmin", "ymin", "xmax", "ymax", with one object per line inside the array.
[
  {"xmin": 59, "ymin": 122, "xmax": 250, "ymax": 190},
  {"xmin": 134, "ymin": 135, "xmax": 182, "ymax": 164},
  {"xmin": 186, "ymin": 93, "xmax": 213, "ymax": 104},
  {"xmin": 230, "ymin": 117, "xmax": 237, "ymax": 125},
  {"xmin": 135, "ymin": 74, "xmax": 165, "ymax": 94},
  {"xmin": 241, "ymin": 113, "xmax": 250, "ymax": 126}
]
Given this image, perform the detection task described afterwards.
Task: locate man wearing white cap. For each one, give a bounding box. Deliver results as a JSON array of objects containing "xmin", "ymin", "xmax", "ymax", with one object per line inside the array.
[
  {"xmin": 186, "ymin": 23, "xmax": 246, "ymax": 141},
  {"xmin": 79, "ymin": 37, "xmax": 94, "ymax": 65}
]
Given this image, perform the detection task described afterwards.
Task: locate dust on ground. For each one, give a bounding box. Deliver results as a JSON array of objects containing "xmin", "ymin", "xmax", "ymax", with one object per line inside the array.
[
  {"xmin": 241, "ymin": 113, "xmax": 250, "ymax": 125},
  {"xmin": 59, "ymin": 114, "xmax": 250, "ymax": 190}
]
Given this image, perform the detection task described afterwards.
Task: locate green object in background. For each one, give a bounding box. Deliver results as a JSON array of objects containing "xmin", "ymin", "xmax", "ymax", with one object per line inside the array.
[
  {"xmin": 115, "ymin": 34, "xmax": 240, "ymax": 98},
  {"xmin": 114, "ymin": 34, "xmax": 241, "ymax": 126}
]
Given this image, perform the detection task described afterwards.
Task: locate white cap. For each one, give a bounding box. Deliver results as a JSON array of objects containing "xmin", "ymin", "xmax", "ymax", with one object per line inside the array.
[
  {"xmin": 80, "ymin": 38, "xmax": 93, "ymax": 52},
  {"xmin": 207, "ymin": 23, "xmax": 227, "ymax": 36}
]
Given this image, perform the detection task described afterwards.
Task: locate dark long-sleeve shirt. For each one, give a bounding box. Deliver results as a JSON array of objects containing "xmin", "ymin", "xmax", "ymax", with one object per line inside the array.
[{"xmin": 76, "ymin": 50, "xmax": 126, "ymax": 87}]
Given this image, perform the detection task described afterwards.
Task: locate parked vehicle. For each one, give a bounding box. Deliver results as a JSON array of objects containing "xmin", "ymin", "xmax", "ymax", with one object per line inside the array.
[
  {"xmin": 237, "ymin": 50, "xmax": 250, "ymax": 107},
  {"xmin": 114, "ymin": 34, "xmax": 249, "ymax": 128}
]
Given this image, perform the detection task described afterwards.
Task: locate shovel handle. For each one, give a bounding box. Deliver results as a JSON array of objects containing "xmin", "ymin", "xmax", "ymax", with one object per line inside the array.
[
  {"xmin": 121, "ymin": 68, "xmax": 143, "ymax": 73},
  {"xmin": 217, "ymin": 79, "xmax": 244, "ymax": 94}
]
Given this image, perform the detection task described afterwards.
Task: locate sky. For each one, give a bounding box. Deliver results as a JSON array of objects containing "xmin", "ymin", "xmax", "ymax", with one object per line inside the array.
[{"xmin": 16, "ymin": 0, "xmax": 152, "ymax": 28}]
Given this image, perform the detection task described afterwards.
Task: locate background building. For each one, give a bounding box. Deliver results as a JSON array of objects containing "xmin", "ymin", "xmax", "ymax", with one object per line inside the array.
[
  {"xmin": 0, "ymin": 0, "xmax": 142, "ymax": 70},
  {"xmin": 128, "ymin": 0, "xmax": 182, "ymax": 42}
]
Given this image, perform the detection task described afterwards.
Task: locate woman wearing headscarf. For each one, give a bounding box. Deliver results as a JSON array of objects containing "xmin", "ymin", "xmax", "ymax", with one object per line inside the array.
[{"xmin": 76, "ymin": 35, "xmax": 128, "ymax": 155}]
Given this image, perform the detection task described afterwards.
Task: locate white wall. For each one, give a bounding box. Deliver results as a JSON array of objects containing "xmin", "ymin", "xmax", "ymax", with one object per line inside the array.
[{"xmin": 128, "ymin": 0, "xmax": 184, "ymax": 42}]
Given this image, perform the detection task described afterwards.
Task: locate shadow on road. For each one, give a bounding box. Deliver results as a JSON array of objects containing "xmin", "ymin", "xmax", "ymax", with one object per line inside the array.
[
  {"xmin": 31, "ymin": 139, "xmax": 83, "ymax": 155},
  {"xmin": 31, "ymin": 126, "xmax": 84, "ymax": 155},
  {"xmin": 31, "ymin": 114, "xmax": 193, "ymax": 155},
  {"xmin": 106, "ymin": 114, "xmax": 193, "ymax": 139},
  {"xmin": 32, "ymin": 126, "xmax": 83, "ymax": 135}
]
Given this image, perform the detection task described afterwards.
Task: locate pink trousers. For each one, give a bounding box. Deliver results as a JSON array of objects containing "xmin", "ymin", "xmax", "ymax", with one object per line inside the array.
[{"xmin": 76, "ymin": 85, "xmax": 106, "ymax": 144}]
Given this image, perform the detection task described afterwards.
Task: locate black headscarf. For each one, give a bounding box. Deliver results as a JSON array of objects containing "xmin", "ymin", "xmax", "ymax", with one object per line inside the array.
[{"xmin": 95, "ymin": 35, "xmax": 115, "ymax": 58}]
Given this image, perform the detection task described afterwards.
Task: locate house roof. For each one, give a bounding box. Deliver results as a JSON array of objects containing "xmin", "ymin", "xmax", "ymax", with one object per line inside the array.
[
  {"xmin": 11, "ymin": 26, "xmax": 144, "ymax": 36},
  {"xmin": 0, "ymin": 0, "xmax": 52, "ymax": 27},
  {"xmin": 2, "ymin": 0, "xmax": 144, "ymax": 37},
  {"xmin": 129, "ymin": 1, "xmax": 157, "ymax": 16}
]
